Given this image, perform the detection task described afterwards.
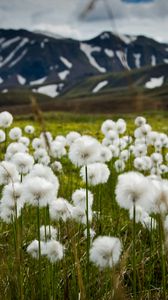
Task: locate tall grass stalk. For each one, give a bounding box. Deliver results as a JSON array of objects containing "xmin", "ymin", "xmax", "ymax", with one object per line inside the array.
[
  {"xmin": 85, "ymin": 165, "xmax": 90, "ymax": 294},
  {"xmin": 37, "ymin": 203, "xmax": 43, "ymax": 300},
  {"xmin": 158, "ymin": 216, "xmax": 166, "ymax": 300},
  {"xmin": 133, "ymin": 202, "xmax": 137, "ymax": 300}
]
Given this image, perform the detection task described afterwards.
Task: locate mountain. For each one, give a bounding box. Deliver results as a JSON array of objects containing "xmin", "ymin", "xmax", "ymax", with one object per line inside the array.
[{"xmin": 0, "ymin": 28, "xmax": 168, "ymax": 100}]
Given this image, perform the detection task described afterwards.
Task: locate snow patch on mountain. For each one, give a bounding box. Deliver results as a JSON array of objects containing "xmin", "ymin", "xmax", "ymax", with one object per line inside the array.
[
  {"xmin": 133, "ymin": 53, "xmax": 141, "ymax": 68},
  {"xmin": 164, "ymin": 59, "xmax": 168, "ymax": 63},
  {"xmin": 0, "ymin": 38, "xmax": 29, "ymax": 68},
  {"xmin": 1, "ymin": 37, "xmax": 20, "ymax": 49},
  {"xmin": 0, "ymin": 77, "xmax": 3, "ymax": 84},
  {"xmin": 104, "ymin": 49, "xmax": 114, "ymax": 58},
  {"xmin": 33, "ymin": 84, "xmax": 62, "ymax": 97},
  {"xmin": 80, "ymin": 43, "xmax": 106, "ymax": 73},
  {"xmin": 151, "ymin": 55, "xmax": 156, "ymax": 66},
  {"xmin": 30, "ymin": 77, "xmax": 47, "ymax": 85},
  {"xmin": 60, "ymin": 56, "xmax": 72, "ymax": 68},
  {"xmin": 58, "ymin": 70, "xmax": 70, "ymax": 80},
  {"xmin": 9, "ymin": 49, "xmax": 28, "ymax": 68},
  {"xmin": 145, "ymin": 76, "xmax": 164, "ymax": 89},
  {"xmin": 93, "ymin": 80, "xmax": 108, "ymax": 93},
  {"xmin": 118, "ymin": 34, "xmax": 137, "ymax": 44},
  {"xmin": 17, "ymin": 74, "xmax": 26, "ymax": 85},
  {"xmin": 100, "ymin": 33, "xmax": 110, "ymax": 39},
  {"xmin": 116, "ymin": 50, "xmax": 130, "ymax": 70}
]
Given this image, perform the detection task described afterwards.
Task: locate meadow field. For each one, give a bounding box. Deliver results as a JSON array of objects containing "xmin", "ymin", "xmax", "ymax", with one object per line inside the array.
[{"xmin": 0, "ymin": 110, "xmax": 168, "ymax": 300}]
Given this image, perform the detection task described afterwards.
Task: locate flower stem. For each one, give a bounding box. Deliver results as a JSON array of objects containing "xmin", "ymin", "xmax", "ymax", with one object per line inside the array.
[
  {"xmin": 37, "ymin": 204, "xmax": 43, "ymax": 299},
  {"xmin": 133, "ymin": 203, "xmax": 137, "ymax": 300},
  {"xmin": 85, "ymin": 166, "xmax": 90, "ymax": 296}
]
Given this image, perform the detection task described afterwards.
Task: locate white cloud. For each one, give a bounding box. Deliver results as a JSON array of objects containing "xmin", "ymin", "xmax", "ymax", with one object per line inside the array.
[{"xmin": 0, "ymin": 0, "xmax": 168, "ymax": 42}]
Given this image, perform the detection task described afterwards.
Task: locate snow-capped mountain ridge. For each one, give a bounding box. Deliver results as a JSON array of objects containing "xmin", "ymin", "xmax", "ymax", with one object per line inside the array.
[{"xmin": 0, "ymin": 29, "xmax": 168, "ymax": 97}]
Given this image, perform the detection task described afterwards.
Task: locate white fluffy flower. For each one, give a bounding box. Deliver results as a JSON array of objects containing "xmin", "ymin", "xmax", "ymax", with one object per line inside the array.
[
  {"xmin": 71, "ymin": 206, "xmax": 92, "ymax": 224},
  {"xmin": 21, "ymin": 176, "xmax": 55, "ymax": 207},
  {"xmin": 55, "ymin": 135, "xmax": 66, "ymax": 147},
  {"xmin": 32, "ymin": 138, "xmax": 44, "ymax": 150},
  {"xmin": 120, "ymin": 150, "xmax": 129, "ymax": 162},
  {"xmin": 0, "ymin": 182, "xmax": 23, "ymax": 222},
  {"xmin": 27, "ymin": 240, "xmax": 46, "ymax": 259},
  {"xmin": 115, "ymin": 119, "xmax": 126, "ymax": 134},
  {"xmin": 12, "ymin": 152, "xmax": 34, "ymax": 174},
  {"xmin": 5, "ymin": 142, "xmax": 27, "ymax": 161},
  {"xmin": 27, "ymin": 164, "xmax": 59, "ymax": 194},
  {"xmin": 98, "ymin": 146, "xmax": 112, "ymax": 162},
  {"xmin": 40, "ymin": 131, "xmax": 53, "ymax": 149},
  {"xmin": 114, "ymin": 160, "xmax": 125, "ymax": 173},
  {"xmin": 133, "ymin": 144, "xmax": 147, "ymax": 157},
  {"xmin": 90, "ymin": 236, "xmax": 122, "ymax": 269},
  {"xmin": 108, "ymin": 145, "xmax": 119, "ymax": 158},
  {"xmin": 151, "ymin": 153, "xmax": 163, "ymax": 165},
  {"xmin": 50, "ymin": 141, "xmax": 66, "ymax": 158},
  {"xmin": 101, "ymin": 120, "xmax": 115, "ymax": 135},
  {"xmin": 40, "ymin": 225, "xmax": 58, "ymax": 241},
  {"xmin": 69, "ymin": 136, "xmax": 101, "ymax": 166},
  {"xmin": 46, "ymin": 240, "xmax": 64, "ymax": 263},
  {"xmin": 80, "ymin": 163, "xmax": 110, "ymax": 186},
  {"xmin": 24, "ymin": 125, "xmax": 35, "ymax": 134},
  {"xmin": 0, "ymin": 111, "xmax": 13, "ymax": 128},
  {"xmin": 72, "ymin": 188, "xmax": 93, "ymax": 209},
  {"xmin": 19, "ymin": 136, "xmax": 30, "ymax": 147},
  {"xmin": 115, "ymin": 171, "xmax": 156, "ymax": 212},
  {"xmin": 49, "ymin": 198, "xmax": 73, "ymax": 221},
  {"xmin": 0, "ymin": 130, "xmax": 5, "ymax": 142},
  {"xmin": 51, "ymin": 161, "xmax": 63, "ymax": 173},
  {"xmin": 9, "ymin": 127, "xmax": 22, "ymax": 140},
  {"xmin": 66, "ymin": 131, "xmax": 81, "ymax": 146},
  {"xmin": 0, "ymin": 161, "xmax": 19, "ymax": 185},
  {"xmin": 134, "ymin": 116, "xmax": 146, "ymax": 127}
]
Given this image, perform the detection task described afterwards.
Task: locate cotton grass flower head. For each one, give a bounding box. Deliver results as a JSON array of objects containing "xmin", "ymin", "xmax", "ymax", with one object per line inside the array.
[
  {"xmin": 19, "ymin": 136, "xmax": 30, "ymax": 147},
  {"xmin": 114, "ymin": 159, "xmax": 125, "ymax": 173},
  {"xmin": 106, "ymin": 130, "xmax": 119, "ymax": 143},
  {"xmin": 55, "ymin": 135, "xmax": 66, "ymax": 147},
  {"xmin": 0, "ymin": 111, "xmax": 13, "ymax": 128},
  {"xmin": 0, "ymin": 161, "xmax": 19, "ymax": 185},
  {"xmin": 46, "ymin": 240, "xmax": 64, "ymax": 263},
  {"xmin": 129, "ymin": 205, "xmax": 149, "ymax": 223},
  {"xmin": 66, "ymin": 131, "xmax": 81, "ymax": 146},
  {"xmin": 115, "ymin": 118, "xmax": 126, "ymax": 134},
  {"xmin": 40, "ymin": 225, "xmax": 58, "ymax": 241},
  {"xmin": 108, "ymin": 145, "xmax": 119, "ymax": 158},
  {"xmin": 69, "ymin": 135, "xmax": 101, "ymax": 167},
  {"xmin": 98, "ymin": 145, "xmax": 112, "ymax": 162},
  {"xmin": 0, "ymin": 182, "xmax": 24, "ymax": 222},
  {"xmin": 40, "ymin": 131, "xmax": 53, "ymax": 149},
  {"xmin": 51, "ymin": 161, "xmax": 63, "ymax": 173},
  {"xmin": 27, "ymin": 163, "xmax": 59, "ymax": 193},
  {"xmin": 72, "ymin": 188, "xmax": 93, "ymax": 209},
  {"xmin": 101, "ymin": 119, "xmax": 115, "ymax": 135},
  {"xmin": 90, "ymin": 236, "xmax": 122, "ymax": 269},
  {"xmin": 115, "ymin": 171, "xmax": 156, "ymax": 212},
  {"xmin": 9, "ymin": 127, "xmax": 22, "ymax": 140},
  {"xmin": 134, "ymin": 116, "xmax": 146, "ymax": 127},
  {"xmin": 24, "ymin": 125, "xmax": 35, "ymax": 134},
  {"xmin": 5, "ymin": 142, "xmax": 27, "ymax": 161},
  {"xmin": 50, "ymin": 141, "xmax": 66, "ymax": 158},
  {"xmin": 151, "ymin": 153, "xmax": 163, "ymax": 166},
  {"xmin": 133, "ymin": 144, "xmax": 147, "ymax": 157},
  {"xmin": 0, "ymin": 130, "xmax": 5, "ymax": 142},
  {"xmin": 22, "ymin": 176, "xmax": 55, "ymax": 207},
  {"xmin": 120, "ymin": 149, "xmax": 129, "ymax": 162},
  {"xmin": 12, "ymin": 152, "xmax": 34, "ymax": 174},
  {"xmin": 71, "ymin": 206, "xmax": 92, "ymax": 224},
  {"xmin": 32, "ymin": 138, "xmax": 44, "ymax": 150},
  {"xmin": 80, "ymin": 163, "xmax": 110, "ymax": 186},
  {"xmin": 49, "ymin": 198, "xmax": 73, "ymax": 221},
  {"xmin": 27, "ymin": 240, "xmax": 46, "ymax": 259}
]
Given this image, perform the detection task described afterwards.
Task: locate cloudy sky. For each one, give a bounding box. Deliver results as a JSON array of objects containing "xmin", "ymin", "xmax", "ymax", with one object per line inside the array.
[{"xmin": 0, "ymin": 0, "xmax": 168, "ymax": 42}]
